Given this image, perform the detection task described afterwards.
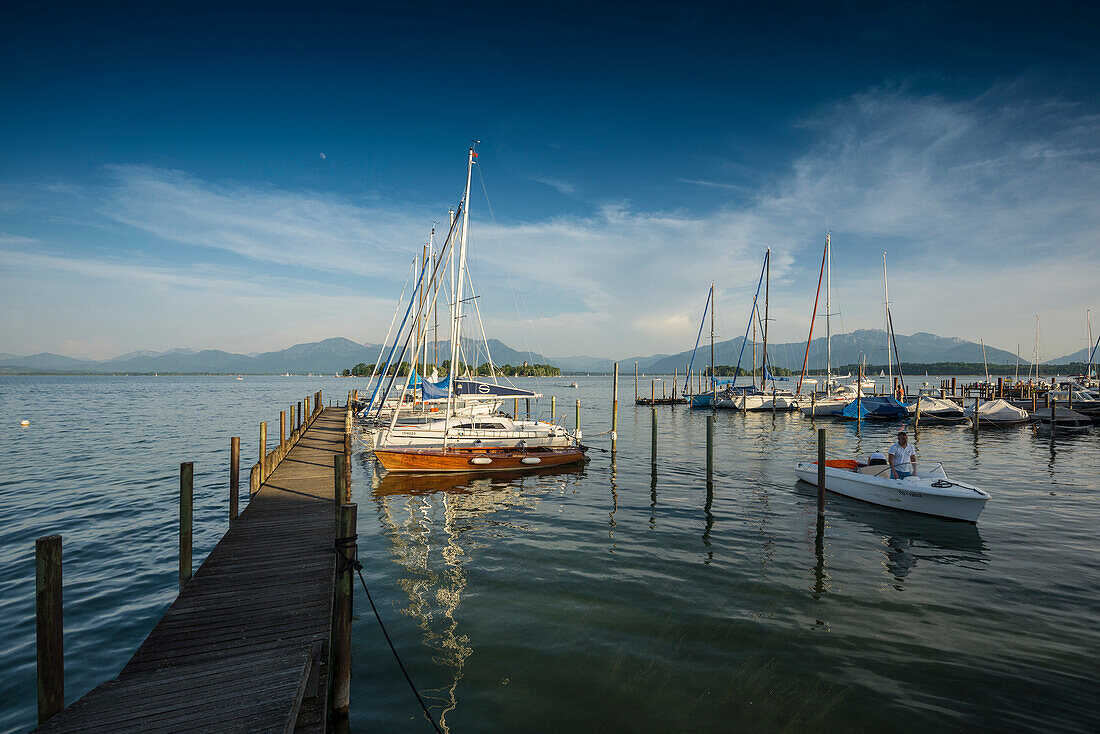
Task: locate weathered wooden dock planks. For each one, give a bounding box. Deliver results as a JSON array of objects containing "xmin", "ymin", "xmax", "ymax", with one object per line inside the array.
[{"xmin": 35, "ymin": 404, "xmax": 349, "ymax": 734}]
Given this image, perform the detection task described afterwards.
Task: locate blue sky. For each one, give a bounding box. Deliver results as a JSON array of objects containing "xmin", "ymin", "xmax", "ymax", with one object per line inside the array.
[{"xmin": 2, "ymin": 1, "xmax": 1098, "ymax": 361}]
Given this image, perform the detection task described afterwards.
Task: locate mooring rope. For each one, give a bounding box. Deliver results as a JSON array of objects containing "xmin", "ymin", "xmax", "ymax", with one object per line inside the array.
[{"xmin": 334, "ymin": 537, "xmax": 444, "ymax": 734}]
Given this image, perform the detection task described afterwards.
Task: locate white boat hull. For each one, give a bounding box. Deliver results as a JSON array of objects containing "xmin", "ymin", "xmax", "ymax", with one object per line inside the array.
[
  {"xmin": 800, "ymin": 397, "xmax": 849, "ymax": 416},
  {"xmin": 795, "ymin": 462, "xmax": 990, "ymax": 522}
]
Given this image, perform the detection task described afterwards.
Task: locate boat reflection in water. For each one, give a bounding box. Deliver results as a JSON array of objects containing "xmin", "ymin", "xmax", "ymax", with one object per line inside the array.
[
  {"xmin": 370, "ymin": 464, "xmax": 586, "ymax": 731},
  {"xmin": 795, "ymin": 479, "xmax": 987, "ymax": 591}
]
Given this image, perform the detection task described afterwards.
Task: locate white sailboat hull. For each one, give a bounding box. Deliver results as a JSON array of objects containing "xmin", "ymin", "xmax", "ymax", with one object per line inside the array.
[{"xmin": 795, "ymin": 462, "xmax": 990, "ymax": 522}]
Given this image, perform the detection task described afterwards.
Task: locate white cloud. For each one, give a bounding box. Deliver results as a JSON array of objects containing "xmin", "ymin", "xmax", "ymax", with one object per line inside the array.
[{"xmin": 2, "ymin": 84, "xmax": 1097, "ymax": 359}]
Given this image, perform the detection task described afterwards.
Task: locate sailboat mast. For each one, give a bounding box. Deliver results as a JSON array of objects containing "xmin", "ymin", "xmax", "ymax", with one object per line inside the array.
[
  {"xmin": 981, "ymin": 339, "xmax": 989, "ymax": 384},
  {"xmin": 826, "ymin": 233, "xmax": 832, "ymax": 381},
  {"xmin": 444, "ymin": 147, "xmax": 476, "ymax": 447},
  {"xmin": 1034, "ymin": 315, "xmax": 1040, "ymax": 383},
  {"xmin": 709, "ymin": 283, "xmax": 715, "ymax": 396},
  {"xmin": 752, "ymin": 306, "xmax": 757, "ymax": 388},
  {"xmin": 883, "ymin": 252, "xmax": 892, "ymax": 387},
  {"xmin": 762, "ymin": 249, "xmax": 770, "ymax": 384},
  {"xmin": 1015, "ymin": 345, "xmax": 1020, "ymax": 383},
  {"xmin": 1088, "ymin": 309, "xmax": 1093, "ymax": 380}
]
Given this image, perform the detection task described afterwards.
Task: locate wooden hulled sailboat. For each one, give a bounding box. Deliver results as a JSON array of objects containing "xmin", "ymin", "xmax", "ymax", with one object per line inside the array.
[{"xmin": 372, "ymin": 146, "xmax": 586, "ymax": 473}]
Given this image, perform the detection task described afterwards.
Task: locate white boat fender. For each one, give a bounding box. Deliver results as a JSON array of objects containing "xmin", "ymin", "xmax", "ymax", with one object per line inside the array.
[
  {"xmin": 609, "ymin": 431, "xmax": 617, "ymax": 441},
  {"xmin": 575, "ymin": 430, "xmax": 582, "ymax": 440},
  {"xmin": 469, "ymin": 457, "xmax": 493, "ymax": 465},
  {"xmin": 520, "ymin": 457, "xmax": 541, "ymax": 464}
]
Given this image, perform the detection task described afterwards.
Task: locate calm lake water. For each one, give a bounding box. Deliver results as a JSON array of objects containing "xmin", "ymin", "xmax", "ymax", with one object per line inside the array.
[{"xmin": 1, "ymin": 375, "xmax": 1097, "ymax": 733}]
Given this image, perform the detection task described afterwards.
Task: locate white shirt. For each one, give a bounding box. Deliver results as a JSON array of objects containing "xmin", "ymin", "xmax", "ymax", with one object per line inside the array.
[{"xmin": 888, "ymin": 442, "xmax": 916, "ymax": 473}]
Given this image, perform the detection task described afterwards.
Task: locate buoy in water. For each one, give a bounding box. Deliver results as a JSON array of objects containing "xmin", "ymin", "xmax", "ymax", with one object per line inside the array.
[{"xmin": 21, "ymin": 420, "xmax": 30, "ymax": 427}]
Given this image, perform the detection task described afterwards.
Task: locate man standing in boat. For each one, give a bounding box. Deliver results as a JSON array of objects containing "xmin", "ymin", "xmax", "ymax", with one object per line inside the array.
[{"xmin": 888, "ymin": 431, "xmax": 917, "ymax": 479}]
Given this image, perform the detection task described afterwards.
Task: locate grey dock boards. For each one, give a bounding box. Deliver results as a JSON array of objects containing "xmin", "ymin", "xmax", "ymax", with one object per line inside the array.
[{"xmin": 35, "ymin": 407, "xmax": 347, "ymax": 734}]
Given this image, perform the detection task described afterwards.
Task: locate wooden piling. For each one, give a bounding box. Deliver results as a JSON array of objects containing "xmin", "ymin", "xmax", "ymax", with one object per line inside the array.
[
  {"xmin": 634, "ymin": 361, "xmax": 639, "ymax": 401},
  {"xmin": 575, "ymin": 399, "xmax": 581, "ymax": 433},
  {"xmin": 817, "ymin": 428, "xmax": 826, "ymax": 517},
  {"xmin": 651, "ymin": 379, "xmax": 655, "ymax": 403},
  {"xmin": 974, "ymin": 397, "xmax": 981, "ymax": 431},
  {"xmin": 951, "ymin": 377, "xmax": 956, "ymax": 396},
  {"xmin": 36, "ymin": 534, "xmax": 64, "ymax": 724},
  {"xmin": 331, "ymin": 502, "xmax": 357, "ymax": 717},
  {"xmin": 230, "ymin": 437, "xmax": 240, "ymax": 522},
  {"xmin": 526, "ymin": 397, "xmax": 531, "ymax": 420},
  {"xmin": 514, "ymin": 398, "xmax": 519, "ymax": 418},
  {"xmin": 334, "ymin": 454, "xmax": 347, "ymax": 510},
  {"xmin": 810, "ymin": 392, "xmax": 816, "ymax": 417},
  {"xmin": 551, "ymin": 395, "xmax": 556, "ymax": 422},
  {"xmin": 915, "ymin": 394, "xmax": 921, "ymax": 430},
  {"xmin": 280, "ymin": 410, "xmax": 286, "ymax": 446},
  {"xmin": 290, "ymin": 405, "xmax": 296, "ymax": 439},
  {"xmin": 1032, "ymin": 393, "xmax": 1037, "ymax": 412},
  {"xmin": 650, "ymin": 408, "xmax": 657, "ymax": 466},
  {"xmin": 179, "ymin": 462, "xmax": 193, "ymax": 592},
  {"xmin": 706, "ymin": 415, "xmax": 713, "ymax": 484},
  {"xmin": 297, "ymin": 401, "xmax": 303, "ymax": 432},
  {"xmin": 611, "ymin": 362, "xmax": 619, "ymax": 454},
  {"xmin": 259, "ymin": 422, "xmax": 268, "ymax": 483},
  {"xmin": 1050, "ymin": 397, "xmax": 1057, "ymax": 439}
]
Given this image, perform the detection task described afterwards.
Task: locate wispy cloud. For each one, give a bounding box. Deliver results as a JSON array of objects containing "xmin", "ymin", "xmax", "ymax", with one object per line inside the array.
[
  {"xmin": 529, "ymin": 175, "xmax": 577, "ymax": 196},
  {"xmin": 2, "ymin": 83, "xmax": 1097, "ymax": 359}
]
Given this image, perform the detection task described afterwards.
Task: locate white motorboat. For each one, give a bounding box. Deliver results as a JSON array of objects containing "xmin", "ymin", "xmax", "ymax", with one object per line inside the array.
[
  {"xmin": 963, "ymin": 399, "xmax": 1030, "ymax": 427},
  {"xmin": 794, "ymin": 459, "xmax": 990, "ymax": 522},
  {"xmin": 1031, "ymin": 406, "xmax": 1092, "ymax": 433}
]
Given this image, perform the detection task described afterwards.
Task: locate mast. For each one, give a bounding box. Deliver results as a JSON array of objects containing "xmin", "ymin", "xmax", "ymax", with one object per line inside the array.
[
  {"xmin": 444, "ymin": 146, "xmax": 476, "ymax": 448},
  {"xmin": 752, "ymin": 305, "xmax": 757, "ymax": 388},
  {"xmin": 981, "ymin": 339, "xmax": 989, "ymax": 384},
  {"xmin": 797, "ymin": 232, "xmax": 828, "ymax": 395},
  {"xmin": 1088, "ymin": 309, "xmax": 1093, "ymax": 380},
  {"xmin": 1034, "ymin": 315, "xmax": 1040, "ymax": 383},
  {"xmin": 762, "ymin": 248, "xmax": 770, "ymax": 385},
  {"xmin": 826, "ymin": 232, "xmax": 832, "ymax": 382},
  {"xmin": 709, "ymin": 283, "xmax": 715, "ymax": 396},
  {"xmin": 883, "ymin": 252, "xmax": 892, "ymax": 387},
  {"xmin": 1015, "ymin": 344, "xmax": 1020, "ymax": 383}
]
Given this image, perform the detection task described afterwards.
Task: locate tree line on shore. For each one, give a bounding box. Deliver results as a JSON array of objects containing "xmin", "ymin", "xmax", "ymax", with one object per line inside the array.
[{"xmin": 344, "ymin": 361, "xmax": 561, "ymax": 377}]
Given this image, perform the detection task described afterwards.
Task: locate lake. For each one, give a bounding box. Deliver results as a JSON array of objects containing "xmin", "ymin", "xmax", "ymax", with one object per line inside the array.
[{"xmin": 1, "ymin": 375, "xmax": 1097, "ymax": 732}]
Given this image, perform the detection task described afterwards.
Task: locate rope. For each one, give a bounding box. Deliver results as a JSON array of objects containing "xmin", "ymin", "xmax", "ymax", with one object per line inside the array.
[{"xmin": 334, "ymin": 537, "xmax": 444, "ymax": 734}]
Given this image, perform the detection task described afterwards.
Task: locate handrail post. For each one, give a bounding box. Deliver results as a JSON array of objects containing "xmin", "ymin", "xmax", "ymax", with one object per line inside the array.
[
  {"xmin": 259, "ymin": 422, "xmax": 268, "ymax": 483},
  {"xmin": 331, "ymin": 503, "xmax": 357, "ymax": 718},
  {"xmin": 36, "ymin": 534, "xmax": 64, "ymax": 724},
  {"xmin": 230, "ymin": 437, "xmax": 240, "ymax": 521},
  {"xmin": 180, "ymin": 462, "xmax": 193, "ymax": 592}
]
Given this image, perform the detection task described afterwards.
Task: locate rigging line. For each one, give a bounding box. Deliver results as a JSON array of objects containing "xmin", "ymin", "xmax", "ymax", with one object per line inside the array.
[
  {"xmin": 476, "ymin": 158, "xmax": 545, "ymax": 395},
  {"xmin": 364, "ymin": 258, "xmax": 416, "ymax": 410}
]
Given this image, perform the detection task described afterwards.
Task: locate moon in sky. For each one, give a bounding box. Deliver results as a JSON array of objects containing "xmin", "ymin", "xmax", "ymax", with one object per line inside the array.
[{"xmin": 319, "ymin": 153, "xmax": 326, "ymax": 160}]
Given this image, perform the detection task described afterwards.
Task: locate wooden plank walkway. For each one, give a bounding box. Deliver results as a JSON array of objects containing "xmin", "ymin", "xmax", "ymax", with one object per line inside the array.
[{"xmin": 36, "ymin": 406, "xmax": 347, "ymax": 734}]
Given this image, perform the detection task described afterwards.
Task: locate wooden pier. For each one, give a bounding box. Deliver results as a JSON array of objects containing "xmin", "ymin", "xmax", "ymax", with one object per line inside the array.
[{"xmin": 34, "ymin": 394, "xmax": 357, "ymax": 733}]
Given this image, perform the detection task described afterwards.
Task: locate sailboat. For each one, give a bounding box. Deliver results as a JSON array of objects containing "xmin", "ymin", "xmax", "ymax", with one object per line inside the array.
[
  {"xmin": 372, "ymin": 147, "xmax": 586, "ymax": 473},
  {"xmin": 798, "ymin": 231, "xmax": 862, "ymax": 417}
]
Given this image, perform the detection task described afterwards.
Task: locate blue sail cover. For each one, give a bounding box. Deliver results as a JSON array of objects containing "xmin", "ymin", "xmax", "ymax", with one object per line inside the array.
[
  {"xmin": 419, "ymin": 375, "xmax": 451, "ymax": 400},
  {"xmin": 453, "ymin": 379, "xmax": 539, "ymax": 398},
  {"xmin": 839, "ymin": 396, "xmax": 909, "ymax": 419},
  {"xmin": 763, "ymin": 367, "xmax": 790, "ymax": 382}
]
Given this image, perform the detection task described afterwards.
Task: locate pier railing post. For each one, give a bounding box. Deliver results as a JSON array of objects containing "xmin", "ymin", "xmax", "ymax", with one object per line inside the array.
[
  {"xmin": 297, "ymin": 401, "xmax": 303, "ymax": 432},
  {"xmin": 36, "ymin": 534, "xmax": 64, "ymax": 724},
  {"xmin": 706, "ymin": 415, "xmax": 713, "ymax": 485},
  {"xmin": 331, "ymin": 503, "xmax": 357, "ymax": 718},
  {"xmin": 180, "ymin": 462, "xmax": 193, "ymax": 592},
  {"xmin": 259, "ymin": 422, "xmax": 268, "ymax": 483},
  {"xmin": 230, "ymin": 437, "xmax": 240, "ymax": 522},
  {"xmin": 611, "ymin": 362, "xmax": 619, "ymax": 454},
  {"xmin": 817, "ymin": 428, "xmax": 826, "ymax": 517}
]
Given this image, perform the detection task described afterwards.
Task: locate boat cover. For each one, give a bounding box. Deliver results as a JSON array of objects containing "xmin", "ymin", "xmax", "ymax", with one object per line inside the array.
[
  {"xmin": 840, "ymin": 395, "xmax": 909, "ymax": 419},
  {"xmin": 963, "ymin": 399, "xmax": 1030, "ymax": 421},
  {"xmin": 452, "ymin": 379, "xmax": 539, "ymax": 399},
  {"xmin": 910, "ymin": 396, "xmax": 965, "ymax": 414}
]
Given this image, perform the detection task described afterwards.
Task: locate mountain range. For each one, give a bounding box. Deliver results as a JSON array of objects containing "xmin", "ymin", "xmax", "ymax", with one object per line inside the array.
[{"xmin": 0, "ymin": 331, "xmax": 1087, "ymax": 375}]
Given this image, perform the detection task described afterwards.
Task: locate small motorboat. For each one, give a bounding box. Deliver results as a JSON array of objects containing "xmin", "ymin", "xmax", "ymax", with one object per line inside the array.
[
  {"xmin": 908, "ymin": 396, "xmax": 969, "ymax": 424},
  {"xmin": 1031, "ymin": 406, "xmax": 1092, "ymax": 433},
  {"xmin": 794, "ymin": 459, "xmax": 990, "ymax": 522},
  {"xmin": 963, "ymin": 399, "xmax": 1030, "ymax": 427}
]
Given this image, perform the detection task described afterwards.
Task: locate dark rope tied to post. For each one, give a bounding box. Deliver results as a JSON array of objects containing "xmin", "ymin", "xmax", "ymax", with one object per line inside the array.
[{"xmin": 334, "ymin": 536, "xmax": 444, "ymax": 734}]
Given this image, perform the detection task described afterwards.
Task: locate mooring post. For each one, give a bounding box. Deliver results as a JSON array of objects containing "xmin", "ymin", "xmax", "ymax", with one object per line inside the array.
[
  {"xmin": 526, "ymin": 397, "xmax": 531, "ymax": 420},
  {"xmin": 36, "ymin": 534, "xmax": 63, "ymax": 724},
  {"xmin": 513, "ymin": 398, "xmax": 519, "ymax": 418},
  {"xmin": 230, "ymin": 437, "xmax": 240, "ymax": 522},
  {"xmin": 280, "ymin": 410, "xmax": 286, "ymax": 448},
  {"xmin": 651, "ymin": 379, "xmax": 655, "ymax": 404},
  {"xmin": 706, "ymin": 414, "xmax": 713, "ymax": 485},
  {"xmin": 974, "ymin": 397, "xmax": 980, "ymax": 431},
  {"xmin": 810, "ymin": 392, "xmax": 816, "ymax": 418},
  {"xmin": 332, "ymin": 502, "xmax": 357, "ymax": 718},
  {"xmin": 817, "ymin": 428, "xmax": 826, "ymax": 517},
  {"xmin": 611, "ymin": 362, "xmax": 619, "ymax": 454},
  {"xmin": 297, "ymin": 401, "xmax": 303, "ymax": 432},
  {"xmin": 1031, "ymin": 393, "xmax": 1037, "ymax": 412},
  {"xmin": 634, "ymin": 361, "xmax": 639, "ymax": 402},
  {"xmin": 334, "ymin": 454, "xmax": 347, "ymax": 513},
  {"xmin": 290, "ymin": 405, "xmax": 296, "ymax": 442},
  {"xmin": 551, "ymin": 395, "xmax": 556, "ymax": 422},
  {"xmin": 259, "ymin": 422, "xmax": 268, "ymax": 483},
  {"xmin": 915, "ymin": 394, "xmax": 921, "ymax": 430},
  {"xmin": 1067, "ymin": 386, "xmax": 1074, "ymax": 409},
  {"xmin": 772, "ymin": 386, "xmax": 777, "ymax": 414},
  {"xmin": 344, "ymin": 404, "xmax": 352, "ymax": 491},
  {"xmin": 180, "ymin": 462, "xmax": 193, "ymax": 592},
  {"xmin": 650, "ymin": 408, "xmax": 657, "ymax": 467},
  {"xmin": 305, "ymin": 396, "xmax": 311, "ymax": 424},
  {"xmin": 575, "ymin": 399, "xmax": 581, "ymax": 433}
]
